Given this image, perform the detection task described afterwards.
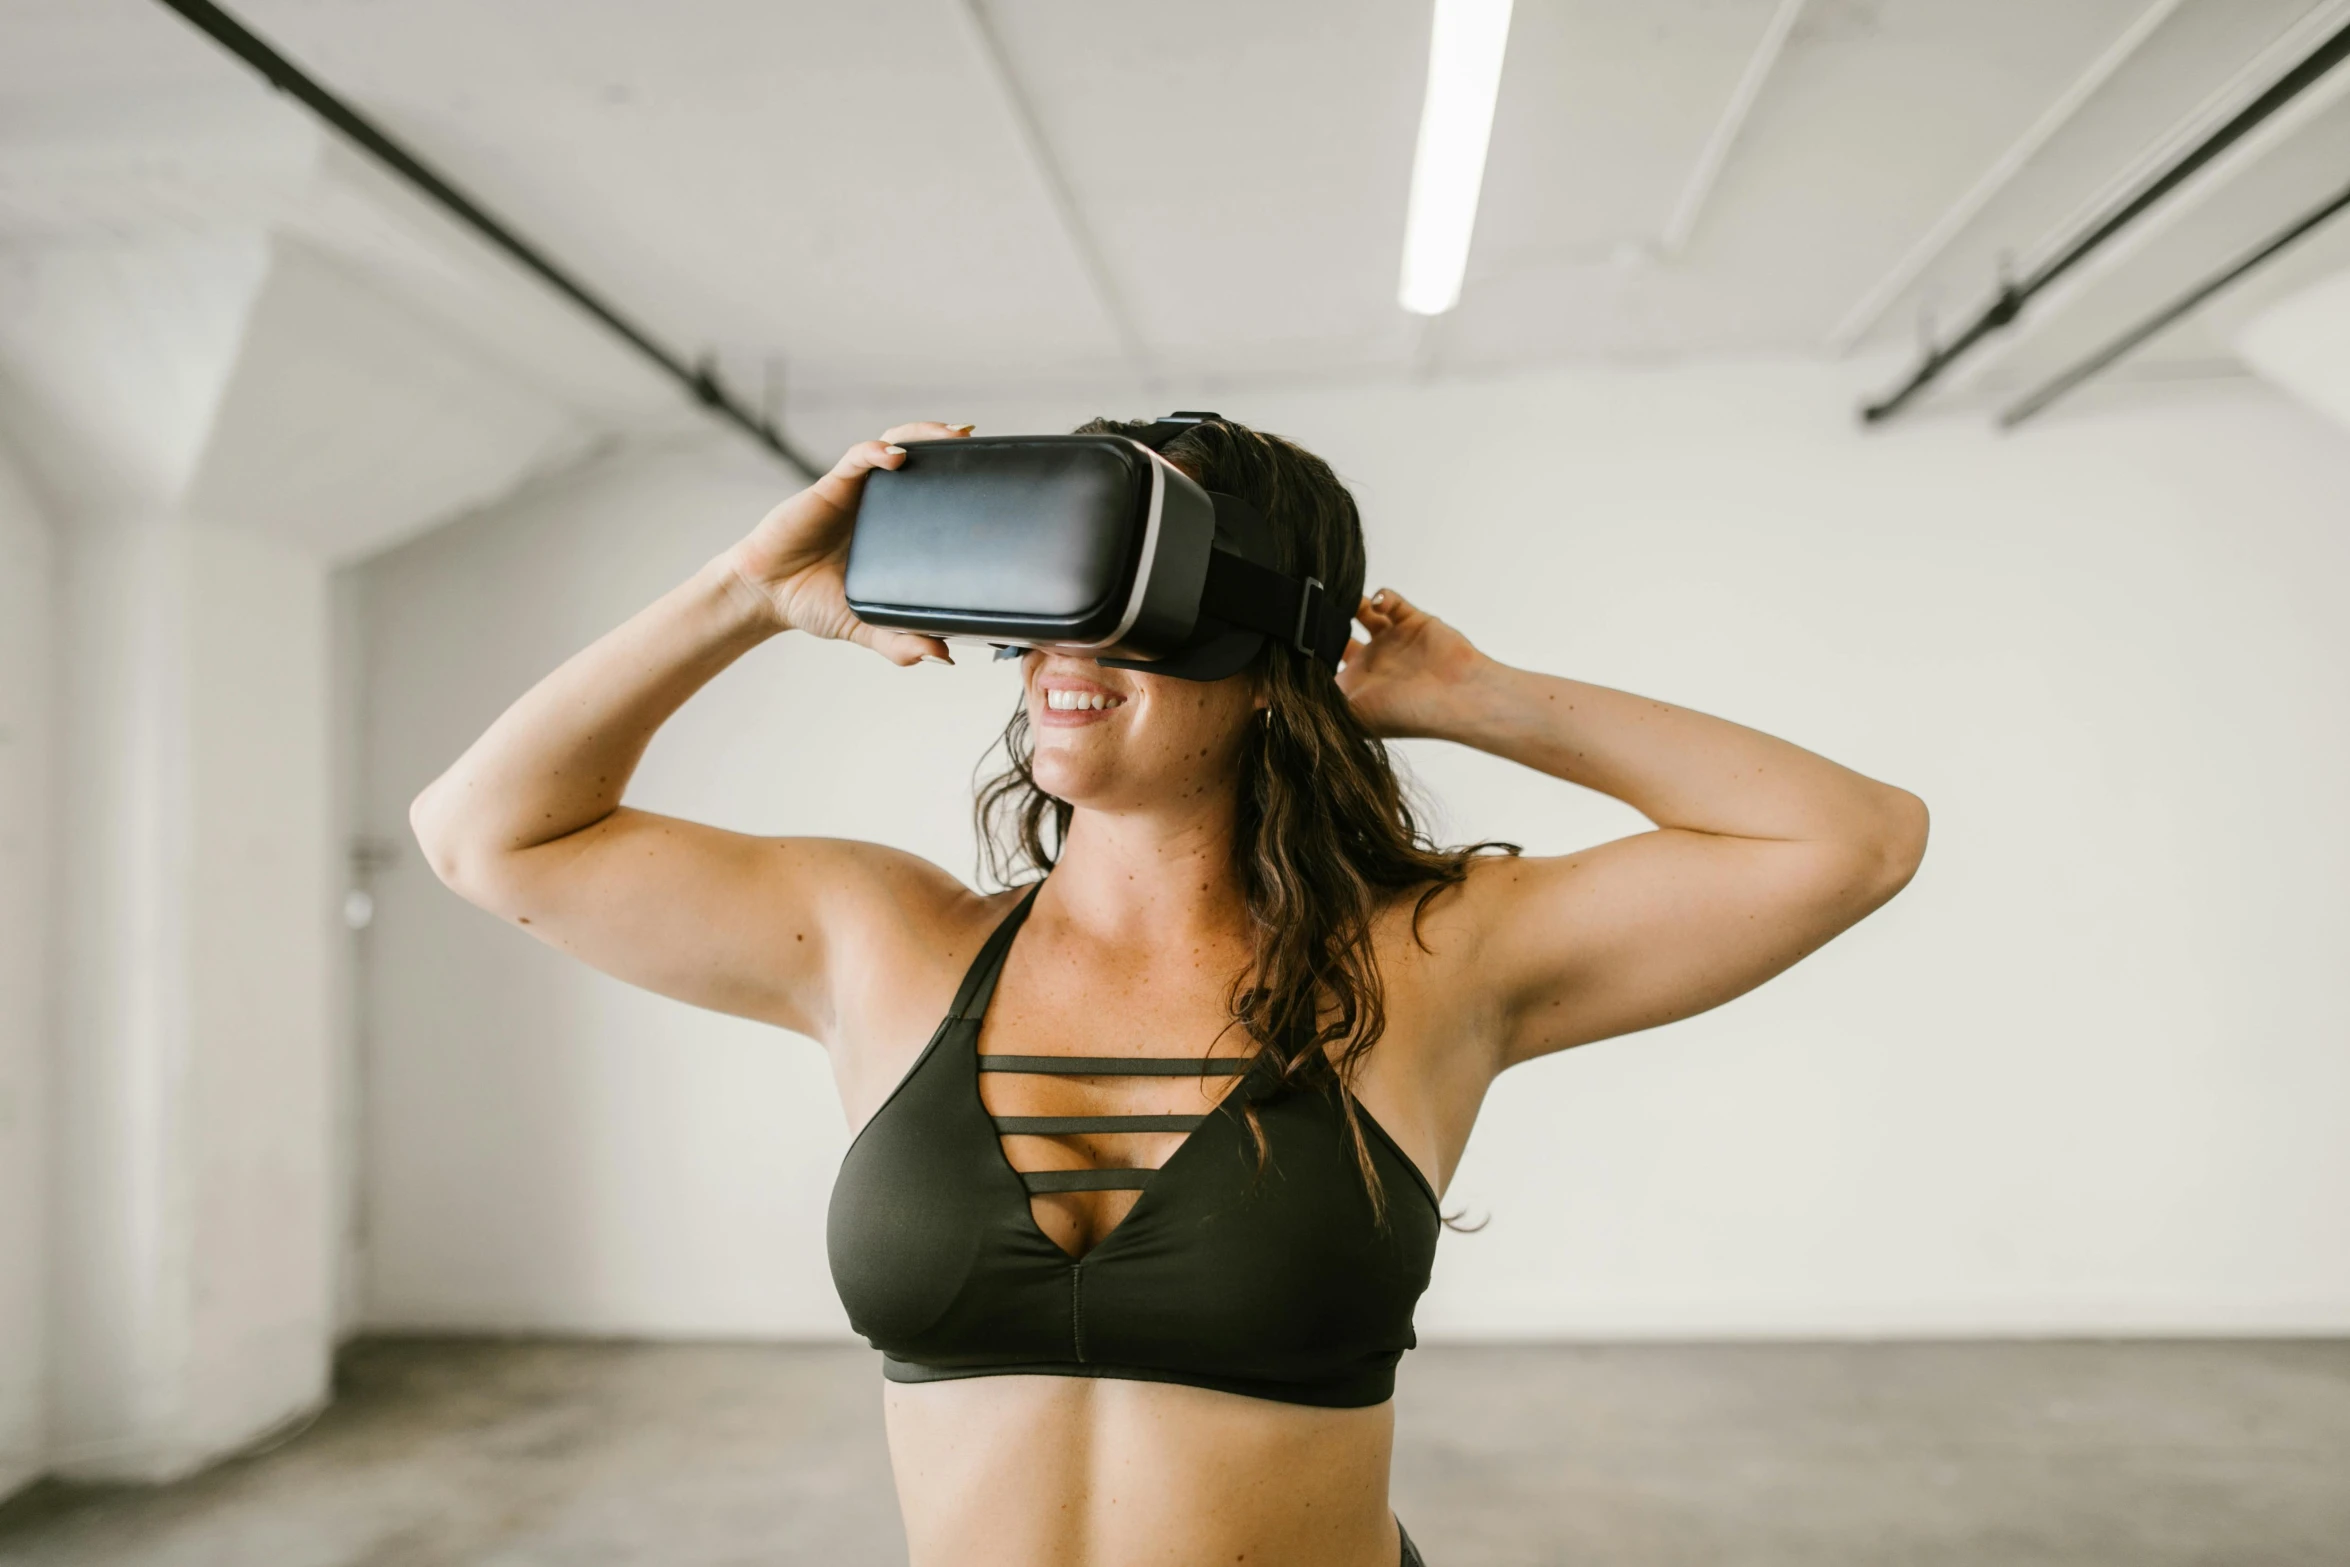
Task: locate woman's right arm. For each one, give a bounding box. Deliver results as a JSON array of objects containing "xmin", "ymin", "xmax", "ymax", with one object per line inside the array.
[{"xmin": 408, "ymin": 425, "xmax": 974, "ymax": 1042}]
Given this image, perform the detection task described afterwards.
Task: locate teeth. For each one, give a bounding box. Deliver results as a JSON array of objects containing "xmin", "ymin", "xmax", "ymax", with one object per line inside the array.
[{"xmin": 1046, "ymin": 689, "xmax": 1122, "ymax": 712}]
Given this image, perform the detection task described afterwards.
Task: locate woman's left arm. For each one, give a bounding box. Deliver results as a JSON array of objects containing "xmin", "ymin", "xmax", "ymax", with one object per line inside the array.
[{"xmin": 1342, "ymin": 590, "xmax": 1928, "ymax": 1069}]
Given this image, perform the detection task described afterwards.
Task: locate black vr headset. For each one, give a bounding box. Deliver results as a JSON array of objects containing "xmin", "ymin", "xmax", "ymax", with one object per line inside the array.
[{"xmin": 843, "ymin": 412, "xmax": 1355, "ymax": 682}]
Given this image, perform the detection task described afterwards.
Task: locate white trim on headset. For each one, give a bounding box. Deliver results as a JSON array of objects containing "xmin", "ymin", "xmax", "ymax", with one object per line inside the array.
[{"xmin": 1089, "ymin": 438, "xmax": 1170, "ymax": 652}]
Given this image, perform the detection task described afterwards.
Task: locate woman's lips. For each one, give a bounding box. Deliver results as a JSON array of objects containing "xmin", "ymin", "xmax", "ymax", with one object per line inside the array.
[{"xmin": 1034, "ymin": 682, "xmax": 1127, "ymax": 727}]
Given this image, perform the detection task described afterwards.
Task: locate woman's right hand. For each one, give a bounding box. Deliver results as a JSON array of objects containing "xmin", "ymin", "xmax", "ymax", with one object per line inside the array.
[{"xmin": 721, "ymin": 421, "xmax": 973, "ymax": 665}]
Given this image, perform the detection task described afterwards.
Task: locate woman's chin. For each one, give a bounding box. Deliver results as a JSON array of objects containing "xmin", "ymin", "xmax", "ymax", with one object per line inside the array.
[{"xmin": 1028, "ymin": 752, "xmax": 1108, "ymax": 806}]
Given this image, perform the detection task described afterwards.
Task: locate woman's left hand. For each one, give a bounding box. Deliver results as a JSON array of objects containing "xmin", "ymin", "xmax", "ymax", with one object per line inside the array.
[{"xmin": 1335, "ymin": 589, "xmax": 1487, "ymax": 740}]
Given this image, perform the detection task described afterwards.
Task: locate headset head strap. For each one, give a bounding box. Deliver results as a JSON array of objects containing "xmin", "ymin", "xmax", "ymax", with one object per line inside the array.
[{"xmin": 1131, "ymin": 410, "xmax": 1222, "ymax": 452}]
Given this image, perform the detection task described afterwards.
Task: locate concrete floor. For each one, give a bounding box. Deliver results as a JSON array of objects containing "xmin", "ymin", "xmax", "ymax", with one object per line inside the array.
[{"xmin": 1, "ymin": 1340, "xmax": 2344, "ymax": 1566}]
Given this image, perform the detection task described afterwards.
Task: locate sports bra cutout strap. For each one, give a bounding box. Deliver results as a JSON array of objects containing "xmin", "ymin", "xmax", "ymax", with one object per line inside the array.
[
  {"xmin": 991, "ymin": 1114, "xmax": 1206, "ymax": 1135},
  {"xmin": 1019, "ymin": 1169, "xmax": 1157, "ymax": 1194},
  {"xmin": 977, "ymin": 1055, "xmax": 1253, "ymax": 1076}
]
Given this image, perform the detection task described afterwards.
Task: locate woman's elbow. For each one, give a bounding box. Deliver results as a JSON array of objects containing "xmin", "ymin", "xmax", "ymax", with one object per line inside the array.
[
  {"xmin": 1863, "ymin": 785, "xmax": 1929, "ymax": 902},
  {"xmin": 409, "ymin": 781, "xmax": 492, "ymax": 902}
]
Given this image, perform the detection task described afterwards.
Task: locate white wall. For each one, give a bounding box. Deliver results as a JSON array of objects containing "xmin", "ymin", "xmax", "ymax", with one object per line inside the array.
[
  {"xmin": 0, "ymin": 224, "xmax": 599, "ymax": 1491},
  {"xmin": 0, "ymin": 439, "xmax": 53, "ymax": 1497},
  {"xmin": 1276, "ymin": 366, "xmax": 2350, "ymax": 1335},
  {"xmin": 357, "ymin": 362, "xmax": 2350, "ymax": 1338},
  {"xmin": 2238, "ymin": 265, "xmax": 2350, "ymax": 439}
]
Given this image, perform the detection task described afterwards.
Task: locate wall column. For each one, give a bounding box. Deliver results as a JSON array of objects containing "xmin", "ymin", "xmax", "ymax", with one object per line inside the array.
[
  {"xmin": 47, "ymin": 510, "xmax": 334, "ymax": 1481},
  {"xmin": 0, "ymin": 442, "xmax": 56, "ymax": 1498}
]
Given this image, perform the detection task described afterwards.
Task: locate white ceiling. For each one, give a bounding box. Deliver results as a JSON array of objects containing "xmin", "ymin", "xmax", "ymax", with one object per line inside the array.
[{"xmin": 5, "ymin": 0, "xmax": 2350, "ymax": 418}]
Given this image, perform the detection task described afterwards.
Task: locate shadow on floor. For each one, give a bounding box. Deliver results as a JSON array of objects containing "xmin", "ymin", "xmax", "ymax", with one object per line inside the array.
[{"xmin": 2, "ymin": 1339, "xmax": 2345, "ymax": 1565}]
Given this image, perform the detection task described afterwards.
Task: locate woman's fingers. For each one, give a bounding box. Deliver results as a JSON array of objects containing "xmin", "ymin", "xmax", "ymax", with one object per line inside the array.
[
  {"xmin": 848, "ymin": 619, "xmax": 952, "ymax": 668},
  {"xmin": 839, "ymin": 439, "xmax": 906, "ymax": 475},
  {"xmin": 1357, "ymin": 588, "xmax": 1411, "ymax": 638},
  {"xmin": 805, "ymin": 423, "xmax": 970, "ymax": 516},
  {"xmin": 879, "ymin": 421, "xmax": 976, "ymax": 444},
  {"xmin": 800, "ymin": 438, "xmax": 907, "ymax": 517}
]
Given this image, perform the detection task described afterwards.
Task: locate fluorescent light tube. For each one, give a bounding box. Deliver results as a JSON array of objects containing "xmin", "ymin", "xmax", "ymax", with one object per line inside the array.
[{"xmin": 1398, "ymin": 0, "xmax": 1514, "ymax": 316}]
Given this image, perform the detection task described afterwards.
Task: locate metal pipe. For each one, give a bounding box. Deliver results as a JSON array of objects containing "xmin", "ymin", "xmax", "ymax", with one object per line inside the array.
[
  {"xmin": 1998, "ymin": 174, "xmax": 2350, "ymax": 428},
  {"xmin": 1860, "ymin": 13, "xmax": 2350, "ymax": 426},
  {"xmin": 1825, "ymin": 0, "xmax": 2189, "ymax": 355},
  {"xmin": 151, "ymin": 0, "xmax": 822, "ymax": 480}
]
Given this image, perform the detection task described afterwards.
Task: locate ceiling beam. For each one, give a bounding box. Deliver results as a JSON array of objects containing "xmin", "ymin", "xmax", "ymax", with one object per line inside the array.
[
  {"xmin": 951, "ymin": 0, "xmax": 1161, "ymax": 395},
  {"xmin": 1658, "ymin": 0, "xmax": 1806, "ymax": 258},
  {"xmin": 1824, "ymin": 0, "xmax": 2190, "ymax": 356},
  {"xmin": 149, "ymin": 0, "xmax": 824, "ymax": 479}
]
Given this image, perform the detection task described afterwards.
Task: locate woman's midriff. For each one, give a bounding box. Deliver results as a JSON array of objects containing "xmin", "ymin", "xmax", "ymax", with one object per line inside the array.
[{"xmin": 883, "ymin": 1374, "xmax": 1403, "ymax": 1567}]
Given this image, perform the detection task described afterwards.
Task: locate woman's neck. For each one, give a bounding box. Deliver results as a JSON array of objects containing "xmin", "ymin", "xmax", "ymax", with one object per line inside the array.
[{"xmin": 1042, "ymin": 794, "xmax": 1250, "ymax": 946}]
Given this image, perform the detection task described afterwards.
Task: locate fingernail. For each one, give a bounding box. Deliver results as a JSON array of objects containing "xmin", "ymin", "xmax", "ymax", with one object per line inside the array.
[
  {"xmin": 883, "ymin": 444, "xmax": 906, "ymax": 455},
  {"xmin": 946, "ymin": 423, "xmax": 974, "ymax": 433},
  {"xmin": 922, "ymin": 652, "xmax": 953, "ymax": 665}
]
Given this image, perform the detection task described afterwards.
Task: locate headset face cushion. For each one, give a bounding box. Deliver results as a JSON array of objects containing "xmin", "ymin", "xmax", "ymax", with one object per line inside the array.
[{"xmin": 846, "ymin": 435, "xmax": 1164, "ymax": 645}]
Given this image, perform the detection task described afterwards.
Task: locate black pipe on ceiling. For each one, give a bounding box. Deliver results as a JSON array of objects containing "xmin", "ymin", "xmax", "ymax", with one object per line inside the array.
[
  {"xmin": 1860, "ymin": 14, "xmax": 2350, "ymax": 427},
  {"xmin": 152, "ymin": 0, "xmax": 822, "ymax": 482},
  {"xmin": 1998, "ymin": 173, "xmax": 2350, "ymax": 428}
]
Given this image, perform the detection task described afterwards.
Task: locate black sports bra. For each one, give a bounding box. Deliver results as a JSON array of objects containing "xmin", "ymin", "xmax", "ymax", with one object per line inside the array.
[{"xmin": 827, "ymin": 884, "xmax": 1441, "ymax": 1409}]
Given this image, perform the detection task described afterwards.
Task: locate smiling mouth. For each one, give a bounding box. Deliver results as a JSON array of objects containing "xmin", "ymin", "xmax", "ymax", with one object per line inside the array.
[{"xmin": 1044, "ymin": 689, "xmax": 1125, "ymax": 712}]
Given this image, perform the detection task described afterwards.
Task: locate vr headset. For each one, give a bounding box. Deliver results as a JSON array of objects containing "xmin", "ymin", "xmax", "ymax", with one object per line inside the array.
[{"xmin": 843, "ymin": 412, "xmax": 1354, "ymax": 682}]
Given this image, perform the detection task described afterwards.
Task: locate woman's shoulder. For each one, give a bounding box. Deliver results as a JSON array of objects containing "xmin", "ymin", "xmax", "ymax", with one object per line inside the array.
[
  {"xmin": 806, "ymin": 850, "xmax": 1026, "ymax": 1099},
  {"xmin": 779, "ymin": 838, "xmax": 1015, "ymax": 957},
  {"xmin": 1365, "ymin": 862, "xmax": 1524, "ymax": 1062},
  {"xmin": 1370, "ymin": 855, "xmax": 1517, "ymax": 961}
]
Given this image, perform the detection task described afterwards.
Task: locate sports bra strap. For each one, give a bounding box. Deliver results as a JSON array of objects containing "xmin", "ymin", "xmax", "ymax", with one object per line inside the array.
[
  {"xmin": 1020, "ymin": 1168, "xmax": 1156, "ymax": 1194},
  {"xmin": 978, "ymin": 1055, "xmax": 1254, "ymax": 1076},
  {"xmin": 992, "ymin": 1114, "xmax": 1206, "ymax": 1135},
  {"xmin": 949, "ymin": 884, "xmax": 1043, "ymax": 1021}
]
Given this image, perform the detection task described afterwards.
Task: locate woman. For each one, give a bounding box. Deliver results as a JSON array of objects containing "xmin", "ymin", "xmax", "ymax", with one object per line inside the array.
[{"xmin": 411, "ymin": 416, "xmax": 1927, "ymax": 1567}]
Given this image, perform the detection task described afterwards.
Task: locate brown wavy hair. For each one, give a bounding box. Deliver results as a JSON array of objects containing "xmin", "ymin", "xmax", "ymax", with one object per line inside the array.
[{"xmin": 974, "ymin": 416, "xmax": 1516, "ymax": 1219}]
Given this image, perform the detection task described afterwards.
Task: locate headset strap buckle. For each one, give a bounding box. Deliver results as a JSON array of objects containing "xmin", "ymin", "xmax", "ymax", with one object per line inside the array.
[{"xmin": 1293, "ymin": 577, "xmax": 1326, "ymax": 657}]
